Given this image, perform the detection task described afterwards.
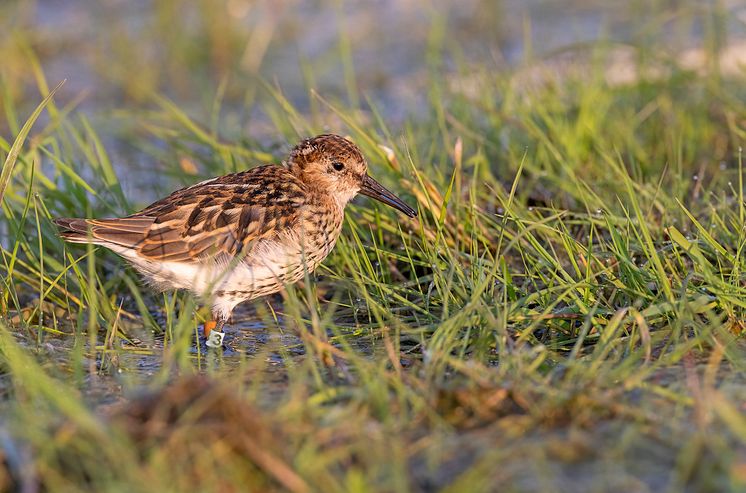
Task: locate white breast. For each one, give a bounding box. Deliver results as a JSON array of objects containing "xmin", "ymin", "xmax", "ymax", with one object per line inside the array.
[{"xmin": 113, "ymin": 233, "xmax": 314, "ymax": 317}]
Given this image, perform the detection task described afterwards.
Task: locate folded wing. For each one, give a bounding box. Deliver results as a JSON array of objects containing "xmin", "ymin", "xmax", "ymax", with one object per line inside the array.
[{"xmin": 54, "ymin": 166, "xmax": 306, "ymax": 263}]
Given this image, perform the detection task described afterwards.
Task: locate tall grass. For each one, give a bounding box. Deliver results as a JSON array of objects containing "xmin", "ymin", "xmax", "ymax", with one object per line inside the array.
[{"xmin": 1, "ymin": 0, "xmax": 746, "ymax": 491}]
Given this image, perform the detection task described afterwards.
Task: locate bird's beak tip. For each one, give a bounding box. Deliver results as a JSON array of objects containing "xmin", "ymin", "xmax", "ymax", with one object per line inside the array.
[{"xmin": 360, "ymin": 175, "xmax": 417, "ymax": 218}]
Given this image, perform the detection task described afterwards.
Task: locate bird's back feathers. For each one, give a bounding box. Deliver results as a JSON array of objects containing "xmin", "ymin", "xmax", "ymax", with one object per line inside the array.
[{"xmin": 54, "ymin": 165, "xmax": 308, "ymax": 262}]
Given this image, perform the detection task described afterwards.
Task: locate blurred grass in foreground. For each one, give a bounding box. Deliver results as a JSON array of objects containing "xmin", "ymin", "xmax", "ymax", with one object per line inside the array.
[{"xmin": 1, "ymin": 0, "xmax": 746, "ymax": 492}]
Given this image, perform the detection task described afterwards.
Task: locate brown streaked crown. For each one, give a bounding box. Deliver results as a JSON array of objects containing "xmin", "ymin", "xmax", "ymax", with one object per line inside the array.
[
  {"xmin": 287, "ymin": 134, "xmax": 368, "ymax": 204},
  {"xmin": 287, "ymin": 134, "xmax": 365, "ymax": 171}
]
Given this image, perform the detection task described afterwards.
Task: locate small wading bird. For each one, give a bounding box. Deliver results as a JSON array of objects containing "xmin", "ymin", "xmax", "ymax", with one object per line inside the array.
[{"xmin": 55, "ymin": 134, "xmax": 417, "ymax": 347}]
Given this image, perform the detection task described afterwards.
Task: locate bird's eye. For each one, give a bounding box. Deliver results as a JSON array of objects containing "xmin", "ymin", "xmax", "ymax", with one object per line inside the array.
[{"xmin": 332, "ymin": 162, "xmax": 345, "ymax": 172}]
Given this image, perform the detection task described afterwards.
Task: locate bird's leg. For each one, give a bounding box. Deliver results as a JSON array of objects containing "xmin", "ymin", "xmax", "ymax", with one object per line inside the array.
[
  {"xmin": 205, "ymin": 313, "xmax": 227, "ymax": 349},
  {"xmin": 204, "ymin": 319, "xmax": 217, "ymax": 338}
]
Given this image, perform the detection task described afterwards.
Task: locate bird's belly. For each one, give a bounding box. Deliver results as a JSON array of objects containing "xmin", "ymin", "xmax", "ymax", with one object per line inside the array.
[
  {"xmin": 219, "ymin": 236, "xmax": 338, "ymax": 298},
  {"xmin": 215, "ymin": 259, "xmax": 306, "ymax": 299},
  {"xmin": 130, "ymin": 239, "xmax": 334, "ymax": 299}
]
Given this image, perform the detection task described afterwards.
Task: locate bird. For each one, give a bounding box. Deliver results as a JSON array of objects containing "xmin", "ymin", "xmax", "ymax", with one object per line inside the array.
[{"xmin": 54, "ymin": 134, "xmax": 417, "ymax": 347}]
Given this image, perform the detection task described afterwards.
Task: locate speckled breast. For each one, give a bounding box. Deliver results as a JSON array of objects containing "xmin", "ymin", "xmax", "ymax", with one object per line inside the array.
[{"xmin": 292, "ymin": 202, "xmax": 344, "ymax": 277}]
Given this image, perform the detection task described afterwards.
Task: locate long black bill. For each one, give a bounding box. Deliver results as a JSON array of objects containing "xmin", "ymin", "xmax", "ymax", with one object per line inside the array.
[{"xmin": 360, "ymin": 175, "xmax": 417, "ymax": 218}]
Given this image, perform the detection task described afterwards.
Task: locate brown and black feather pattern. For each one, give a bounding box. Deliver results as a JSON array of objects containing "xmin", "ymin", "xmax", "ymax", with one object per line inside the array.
[{"xmin": 54, "ymin": 165, "xmax": 307, "ymax": 262}]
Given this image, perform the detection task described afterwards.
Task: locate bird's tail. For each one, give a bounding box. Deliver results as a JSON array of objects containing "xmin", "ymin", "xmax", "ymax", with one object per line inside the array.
[
  {"xmin": 53, "ymin": 217, "xmax": 153, "ymax": 248},
  {"xmin": 53, "ymin": 218, "xmax": 101, "ymax": 244}
]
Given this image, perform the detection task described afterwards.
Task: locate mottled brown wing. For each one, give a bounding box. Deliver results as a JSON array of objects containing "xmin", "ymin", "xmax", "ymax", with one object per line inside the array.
[
  {"xmin": 56, "ymin": 166, "xmax": 307, "ymax": 262},
  {"xmin": 132, "ymin": 166, "xmax": 307, "ymax": 262}
]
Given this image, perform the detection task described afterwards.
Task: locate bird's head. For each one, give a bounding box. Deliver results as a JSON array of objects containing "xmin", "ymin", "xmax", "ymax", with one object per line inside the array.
[{"xmin": 287, "ymin": 134, "xmax": 417, "ymax": 217}]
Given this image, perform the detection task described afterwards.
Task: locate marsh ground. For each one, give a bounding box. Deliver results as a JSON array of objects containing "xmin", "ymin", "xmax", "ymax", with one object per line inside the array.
[{"xmin": 1, "ymin": 1, "xmax": 746, "ymax": 492}]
